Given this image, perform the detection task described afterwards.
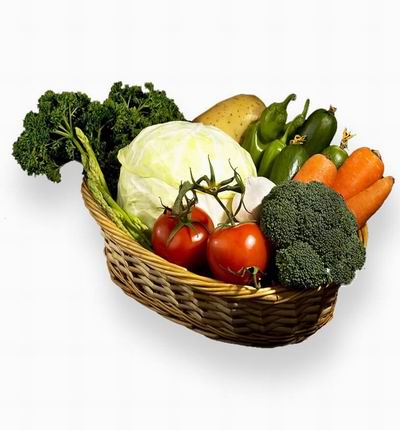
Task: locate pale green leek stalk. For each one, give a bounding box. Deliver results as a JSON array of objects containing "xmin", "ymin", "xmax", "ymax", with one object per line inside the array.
[{"xmin": 55, "ymin": 119, "xmax": 151, "ymax": 248}]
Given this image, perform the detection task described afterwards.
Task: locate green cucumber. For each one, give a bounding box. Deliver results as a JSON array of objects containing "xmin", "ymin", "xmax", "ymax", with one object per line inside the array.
[
  {"xmin": 269, "ymin": 137, "xmax": 309, "ymax": 184},
  {"xmin": 297, "ymin": 106, "xmax": 337, "ymax": 155},
  {"xmin": 322, "ymin": 146, "xmax": 348, "ymax": 168},
  {"xmin": 321, "ymin": 128, "xmax": 354, "ymax": 168}
]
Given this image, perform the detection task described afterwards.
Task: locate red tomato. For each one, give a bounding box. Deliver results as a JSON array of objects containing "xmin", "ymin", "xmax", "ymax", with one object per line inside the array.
[
  {"xmin": 207, "ymin": 223, "xmax": 271, "ymax": 285},
  {"xmin": 152, "ymin": 207, "xmax": 214, "ymax": 270}
]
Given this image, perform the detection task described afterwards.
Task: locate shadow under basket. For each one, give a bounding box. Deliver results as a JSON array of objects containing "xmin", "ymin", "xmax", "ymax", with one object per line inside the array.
[{"xmin": 81, "ymin": 181, "xmax": 368, "ymax": 348}]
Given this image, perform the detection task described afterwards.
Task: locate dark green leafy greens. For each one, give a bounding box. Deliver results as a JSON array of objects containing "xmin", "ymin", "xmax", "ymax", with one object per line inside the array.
[
  {"xmin": 14, "ymin": 91, "xmax": 91, "ymax": 183},
  {"xmin": 13, "ymin": 82, "xmax": 185, "ymax": 196},
  {"xmin": 12, "ymin": 82, "xmax": 185, "ymax": 248}
]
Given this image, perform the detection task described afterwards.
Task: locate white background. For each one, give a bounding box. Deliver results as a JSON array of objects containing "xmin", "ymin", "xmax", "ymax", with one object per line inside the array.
[{"xmin": 1, "ymin": 1, "xmax": 399, "ymax": 429}]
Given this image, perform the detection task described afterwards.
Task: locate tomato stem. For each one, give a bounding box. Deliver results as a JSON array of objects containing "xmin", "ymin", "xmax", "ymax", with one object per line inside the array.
[
  {"xmin": 189, "ymin": 158, "xmax": 246, "ymax": 226},
  {"xmin": 249, "ymin": 267, "xmax": 262, "ymax": 289},
  {"xmin": 169, "ymin": 158, "xmax": 247, "ymax": 228},
  {"xmin": 171, "ymin": 181, "xmax": 196, "ymax": 217}
]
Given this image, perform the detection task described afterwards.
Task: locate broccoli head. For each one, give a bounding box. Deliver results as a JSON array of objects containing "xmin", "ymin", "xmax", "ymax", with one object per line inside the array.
[{"xmin": 260, "ymin": 180, "xmax": 366, "ymax": 289}]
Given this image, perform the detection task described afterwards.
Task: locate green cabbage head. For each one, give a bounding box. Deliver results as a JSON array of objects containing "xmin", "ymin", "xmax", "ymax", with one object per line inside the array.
[{"xmin": 117, "ymin": 121, "xmax": 257, "ymax": 228}]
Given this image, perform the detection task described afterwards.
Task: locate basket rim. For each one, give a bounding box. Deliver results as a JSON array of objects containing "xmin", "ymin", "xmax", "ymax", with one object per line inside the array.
[{"xmin": 81, "ymin": 180, "xmax": 368, "ymax": 302}]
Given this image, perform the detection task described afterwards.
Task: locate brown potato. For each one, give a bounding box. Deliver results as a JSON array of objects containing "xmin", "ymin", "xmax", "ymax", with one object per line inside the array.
[{"xmin": 193, "ymin": 94, "xmax": 266, "ymax": 143}]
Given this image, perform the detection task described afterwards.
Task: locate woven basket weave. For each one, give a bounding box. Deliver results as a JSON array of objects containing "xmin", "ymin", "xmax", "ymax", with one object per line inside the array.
[{"xmin": 81, "ymin": 181, "xmax": 368, "ymax": 348}]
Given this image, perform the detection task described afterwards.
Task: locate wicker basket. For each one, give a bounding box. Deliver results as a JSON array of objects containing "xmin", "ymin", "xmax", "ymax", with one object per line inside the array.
[{"xmin": 81, "ymin": 181, "xmax": 368, "ymax": 348}]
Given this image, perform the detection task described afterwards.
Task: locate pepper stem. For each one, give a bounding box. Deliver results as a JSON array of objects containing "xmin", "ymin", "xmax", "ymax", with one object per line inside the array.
[
  {"xmin": 281, "ymin": 93, "xmax": 297, "ymax": 108},
  {"xmin": 329, "ymin": 105, "xmax": 337, "ymax": 114},
  {"xmin": 302, "ymin": 99, "xmax": 310, "ymax": 116}
]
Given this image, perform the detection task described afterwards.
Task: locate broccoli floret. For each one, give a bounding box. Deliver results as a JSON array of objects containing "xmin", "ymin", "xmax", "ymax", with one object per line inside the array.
[
  {"xmin": 317, "ymin": 228, "xmax": 366, "ymax": 285},
  {"xmin": 260, "ymin": 180, "xmax": 366, "ymax": 289},
  {"xmin": 275, "ymin": 242, "xmax": 330, "ymax": 289},
  {"xmin": 259, "ymin": 198, "xmax": 300, "ymax": 248}
]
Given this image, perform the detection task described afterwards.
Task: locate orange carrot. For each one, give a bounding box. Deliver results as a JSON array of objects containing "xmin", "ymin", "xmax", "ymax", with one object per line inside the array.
[
  {"xmin": 346, "ymin": 176, "xmax": 394, "ymax": 228},
  {"xmin": 293, "ymin": 154, "xmax": 337, "ymax": 187},
  {"xmin": 332, "ymin": 147, "xmax": 384, "ymax": 200}
]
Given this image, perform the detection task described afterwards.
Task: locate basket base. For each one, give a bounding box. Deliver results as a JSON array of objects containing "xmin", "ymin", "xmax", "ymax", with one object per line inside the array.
[{"xmin": 106, "ymin": 259, "xmax": 338, "ymax": 348}]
